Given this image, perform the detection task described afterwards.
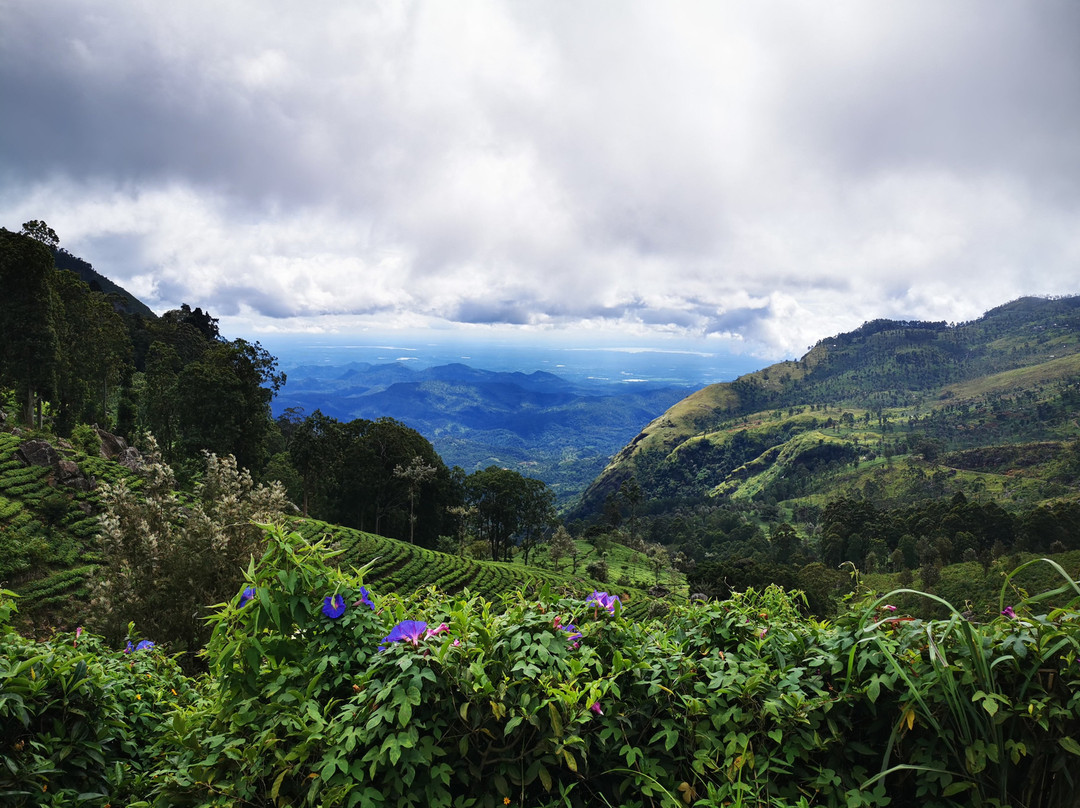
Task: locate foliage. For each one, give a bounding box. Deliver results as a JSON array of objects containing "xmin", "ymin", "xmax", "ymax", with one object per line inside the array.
[
  {"xmin": 124, "ymin": 527, "xmax": 1080, "ymax": 807},
  {"xmin": 283, "ymin": 410, "xmax": 457, "ymax": 546},
  {"xmin": 0, "ymin": 589, "xmax": 197, "ymax": 806},
  {"xmin": 290, "ymin": 518, "xmax": 652, "ymax": 620},
  {"xmin": 4, "ymin": 526, "xmax": 1080, "ymax": 807},
  {"xmin": 89, "ymin": 440, "xmax": 293, "ymax": 659}
]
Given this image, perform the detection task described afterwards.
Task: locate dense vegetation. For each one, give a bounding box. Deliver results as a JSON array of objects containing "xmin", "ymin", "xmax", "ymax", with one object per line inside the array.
[
  {"xmin": 571, "ymin": 297, "xmax": 1080, "ymax": 613},
  {"xmin": 3, "ymin": 526, "xmax": 1080, "ymax": 807}
]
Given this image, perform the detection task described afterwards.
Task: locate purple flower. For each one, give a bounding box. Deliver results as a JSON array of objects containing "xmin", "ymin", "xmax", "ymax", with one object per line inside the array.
[
  {"xmin": 239, "ymin": 587, "xmax": 256, "ymax": 608},
  {"xmin": 353, "ymin": 586, "xmax": 375, "ymax": 610},
  {"xmin": 590, "ymin": 702, "xmax": 603, "ymax": 715},
  {"xmin": 585, "ymin": 590, "xmax": 620, "ymax": 613},
  {"xmin": 882, "ymin": 604, "xmax": 897, "ymax": 612},
  {"xmin": 135, "ymin": 640, "xmax": 155, "ymax": 651},
  {"xmin": 74, "ymin": 626, "xmax": 83, "ymax": 647},
  {"xmin": 381, "ymin": 620, "xmax": 429, "ymax": 648},
  {"xmin": 124, "ymin": 641, "xmax": 133, "ymax": 654},
  {"xmin": 1002, "ymin": 606, "xmax": 1017, "ymax": 619},
  {"xmin": 425, "ymin": 622, "xmax": 449, "ymax": 639},
  {"xmin": 558, "ymin": 622, "xmax": 582, "ymax": 642},
  {"xmin": 322, "ymin": 594, "xmax": 347, "ymax": 619}
]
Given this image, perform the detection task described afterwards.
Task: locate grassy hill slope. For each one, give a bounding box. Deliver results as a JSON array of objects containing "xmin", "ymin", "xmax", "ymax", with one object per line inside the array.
[{"xmin": 574, "ymin": 296, "xmax": 1080, "ymax": 519}]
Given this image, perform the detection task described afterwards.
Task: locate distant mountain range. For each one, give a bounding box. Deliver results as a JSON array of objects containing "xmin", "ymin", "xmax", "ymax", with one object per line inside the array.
[{"xmin": 272, "ymin": 361, "xmax": 695, "ymax": 503}]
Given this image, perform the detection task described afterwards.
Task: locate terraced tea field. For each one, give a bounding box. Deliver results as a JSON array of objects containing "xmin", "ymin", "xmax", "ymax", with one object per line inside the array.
[
  {"xmin": 292, "ymin": 518, "xmax": 658, "ymax": 619},
  {"xmin": 0, "ymin": 432, "xmax": 139, "ymax": 626}
]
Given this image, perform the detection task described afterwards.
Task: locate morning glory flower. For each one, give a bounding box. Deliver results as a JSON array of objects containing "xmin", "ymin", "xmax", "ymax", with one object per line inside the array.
[
  {"xmin": 590, "ymin": 702, "xmax": 603, "ymax": 715},
  {"xmin": 558, "ymin": 622, "xmax": 582, "ymax": 642},
  {"xmin": 323, "ymin": 594, "xmax": 347, "ymax": 619},
  {"xmin": 425, "ymin": 622, "xmax": 449, "ymax": 639},
  {"xmin": 381, "ymin": 620, "xmax": 429, "ymax": 648},
  {"xmin": 585, "ymin": 590, "xmax": 620, "ymax": 613},
  {"xmin": 354, "ymin": 586, "xmax": 375, "ymax": 610},
  {"xmin": 124, "ymin": 641, "xmax": 133, "ymax": 654},
  {"xmin": 1002, "ymin": 606, "xmax": 1017, "ymax": 619},
  {"xmin": 135, "ymin": 640, "xmax": 155, "ymax": 651},
  {"xmin": 239, "ymin": 587, "xmax": 256, "ymax": 608}
]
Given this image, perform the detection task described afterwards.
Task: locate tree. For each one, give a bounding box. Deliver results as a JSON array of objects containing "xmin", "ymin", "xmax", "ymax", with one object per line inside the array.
[
  {"xmin": 90, "ymin": 440, "xmax": 294, "ymax": 664},
  {"xmin": 0, "ymin": 229, "xmax": 61, "ymax": 426},
  {"xmin": 549, "ymin": 525, "xmax": 575, "ymax": 572},
  {"xmin": 51, "ymin": 268, "xmax": 132, "ymax": 433},
  {"xmin": 394, "ymin": 455, "xmax": 438, "ymax": 544},
  {"xmin": 20, "ymin": 219, "xmax": 59, "ymax": 248},
  {"xmin": 465, "ymin": 467, "xmax": 555, "ymax": 562}
]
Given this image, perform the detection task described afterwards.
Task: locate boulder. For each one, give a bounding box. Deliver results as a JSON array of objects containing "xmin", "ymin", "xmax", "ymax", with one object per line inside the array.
[
  {"xmin": 94, "ymin": 428, "xmax": 129, "ymax": 460},
  {"xmin": 55, "ymin": 459, "xmax": 95, "ymax": 492},
  {"xmin": 117, "ymin": 446, "xmax": 144, "ymax": 472},
  {"xmin": 17, "ymin": 439, "xmax": 60, "ymax": 468}
]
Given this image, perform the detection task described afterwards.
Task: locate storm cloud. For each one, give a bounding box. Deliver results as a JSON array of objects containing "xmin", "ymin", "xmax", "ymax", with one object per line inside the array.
[{"xmin": 2, "ymin": 1, "xmax": 1078, "ymax": 358}]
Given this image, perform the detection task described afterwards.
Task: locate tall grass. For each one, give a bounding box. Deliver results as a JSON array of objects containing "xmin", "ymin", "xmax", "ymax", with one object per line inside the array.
[{"xmin": 853, "ymin": 558, "xmax": 1080, "ymax": 807}]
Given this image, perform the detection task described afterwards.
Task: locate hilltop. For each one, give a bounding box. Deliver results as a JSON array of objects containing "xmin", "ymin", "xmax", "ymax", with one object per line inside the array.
[{"xmin": 574, "ymin": 295, "xmax": 1080, "ymax": 520}]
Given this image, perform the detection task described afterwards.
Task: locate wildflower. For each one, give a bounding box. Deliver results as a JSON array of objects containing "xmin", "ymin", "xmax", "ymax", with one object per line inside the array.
[
  {"xmin": 124, "ymin": 641, "xmax": 133, "ymax": 654},
  {"xmin": 585, "ymin": 590, "xmax": 620, "ymax": 613},
  {"xmin": 380, "ymin": 620, "xmax": 428, "ymax": 648},
  {"xmin": 239, "ymin": 587, "xmax": 256, "ymax": 608},
  {"xmin": 425, "ymin": 622, "xmax": 449, "ymax": 639},
  {"xmin": 558, "ymin": 622, "xmax": 582, "ymax": 642},
  {"xmin": 590, "ymin": 702, "xmax": 603, "ymax": 715},
  {"xmin": 757, "ymin": 627, "xmax": 768, "ymax": 639},
  {"xmin": 452, "ymin": 638, "xmax": 461, "ymax": 647},
  {"xmin": 322, "ymin": 594, "xmax": 347, "ymax": 619},
  {"xmin": 883, "ymin": 604, "xmax": 897, "ymax": 612},
  {"xmin": 504, "ymin": 799, "xmax": 511, "ymax": 806},
  {"xmin": 135, "ymin": 640, "xmax": 155, "ymax": 651},
  {"xmin": 74, "ymin": 626, "xmax": 83, "ymax": 647},
  {"xmin": 1002, "ymin": 606, "xmax": 1017, "ymax": 619},
  {"xmin": 353, "ymin": 586, "xmax": 375, "ymax": 610}
]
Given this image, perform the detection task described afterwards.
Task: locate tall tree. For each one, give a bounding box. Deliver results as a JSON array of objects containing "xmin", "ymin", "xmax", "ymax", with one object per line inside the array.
[{"xmin": 0, "ymin": 229, "xmax": 61, "ymax": 426}]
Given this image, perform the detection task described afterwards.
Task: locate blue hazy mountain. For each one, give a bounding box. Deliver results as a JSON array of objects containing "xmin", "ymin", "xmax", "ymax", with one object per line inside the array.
[{"xmin": 271, "ymin": 360, "xmax": 698, "ymax": 504}]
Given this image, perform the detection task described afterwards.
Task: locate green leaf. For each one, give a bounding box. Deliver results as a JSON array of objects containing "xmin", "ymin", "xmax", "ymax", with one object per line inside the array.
[
  {"xmin": 1059, "ymin": 737, "xmax": 1080, "ymax": 757},
  {"xmin": 538, "ymin": 763, "xmax": 552, "ymax": 792}
]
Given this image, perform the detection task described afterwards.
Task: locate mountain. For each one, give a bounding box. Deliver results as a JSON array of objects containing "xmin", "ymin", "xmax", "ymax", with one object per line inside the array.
[
  {"xmin": 574, "ymin": 296, "xmax": 1080, "ymax": 519},
  {"xmin": 272, "ymin": 362, "xmax": 694, "ymax": 503},
  {"xmin": 51, "ymin": 246, "xmax": 157, "ymax": 319}
]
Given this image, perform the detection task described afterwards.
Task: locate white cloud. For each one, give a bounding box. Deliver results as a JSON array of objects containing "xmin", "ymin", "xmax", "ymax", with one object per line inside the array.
[{"xmin": 1, "ymin": 0, "xmax": 1078, "ymax": 360}]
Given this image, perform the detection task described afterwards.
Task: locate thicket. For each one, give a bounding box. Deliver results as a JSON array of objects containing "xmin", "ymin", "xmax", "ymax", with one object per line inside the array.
[{"xmin": 4, "ymin": 526, "xmax": 1080, "ymax": 807}]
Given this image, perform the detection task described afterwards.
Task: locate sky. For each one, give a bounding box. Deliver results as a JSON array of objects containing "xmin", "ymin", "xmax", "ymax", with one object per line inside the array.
[{"xmin": 2, "ymin": 1, "xmax": 1078, "ymax": 362}]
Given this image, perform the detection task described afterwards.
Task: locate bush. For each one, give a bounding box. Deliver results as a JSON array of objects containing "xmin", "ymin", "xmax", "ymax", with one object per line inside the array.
[
  {"xmin": 584, "ymin": 558, "xmax": 608, "ymax": 582},
  {"xmin": 69, "ymin": 424, "xmax": 101, "ymax": 457},
  {"xmin": 0, "ymin": 590, "xmax": 197, "ymax": 806},
  {"xmin": 144, "ymin": 527, "xmax": 1080, "ymax": 808}
]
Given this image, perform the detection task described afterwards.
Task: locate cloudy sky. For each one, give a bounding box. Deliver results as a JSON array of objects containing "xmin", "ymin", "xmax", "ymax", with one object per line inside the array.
[{"xmin": 2, "ymin": 1, "xmax": 1078, "ymax": 360}]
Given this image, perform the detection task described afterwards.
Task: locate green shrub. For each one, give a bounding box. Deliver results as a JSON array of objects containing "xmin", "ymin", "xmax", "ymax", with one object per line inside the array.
[
  {"xmin": 70, "ymin": 424, "xmax": 101, "ymax": 457},
  {"xmin": 0, "ymin": 590, "xmax": 197, "ymax": 806}
]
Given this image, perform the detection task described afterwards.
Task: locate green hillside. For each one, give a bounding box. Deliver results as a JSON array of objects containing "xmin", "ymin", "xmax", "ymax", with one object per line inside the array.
[
  {"xmin": 0, "ymin": 430, "xmax": 662, "ymax": 631},
  {"xmin": 575, "ymin": 296, "xmax": 1080, "ymax": 519}
]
